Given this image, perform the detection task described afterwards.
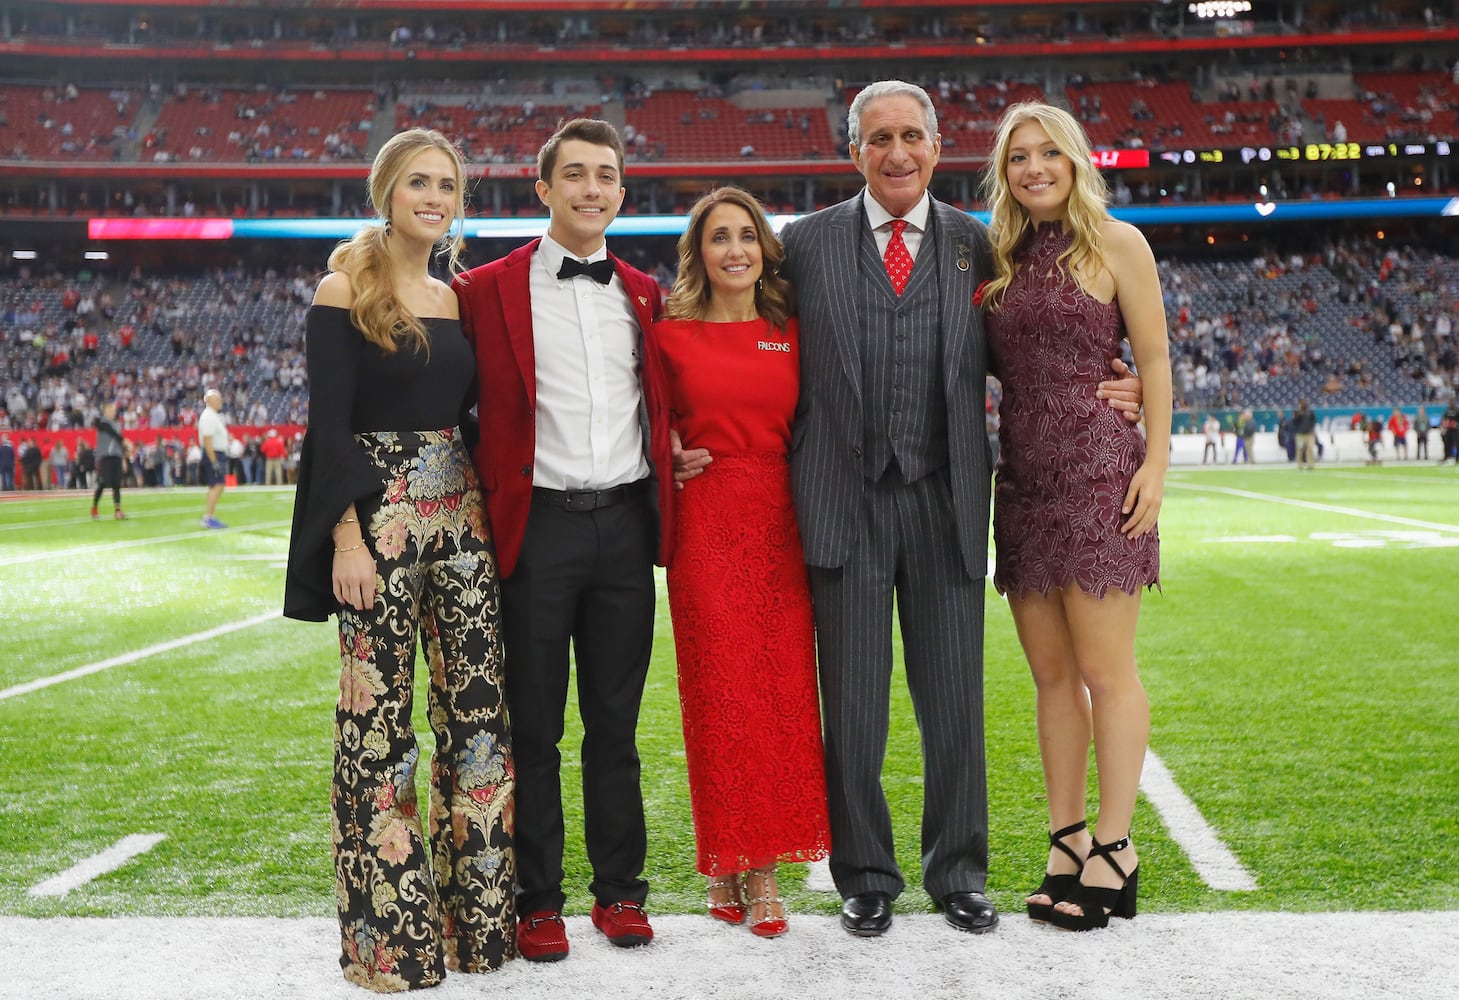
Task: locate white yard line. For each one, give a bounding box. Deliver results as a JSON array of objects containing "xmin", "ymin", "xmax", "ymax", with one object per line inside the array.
[
  {"xmin": 0, "ymin": 519, "xmax": 293, "ymax": 567},
  {"xmin": 1321, "ymin": 470, "xmax": 1459, "ymax": 486},
  {"xmin": 28, "ymin": 834, "xmax": 167, "ymax": 898},
  {"xmin": 1166, "ymin": 482, "xmax": 1459, "ymax": 534},
  {"xmin": 1141, "ymin": 751, "xmax": 1257, "ymax": 891},
  {"xmin": 805, "ymin": 752, "xmax": 1253, "ymax": 896},
  {"xmin": 0, "ymin": 611, "xmax": 282, "ymax": 703},
  {"xmin": 0, "ymin": 503, "xmax": 215, "ymax": 532}
]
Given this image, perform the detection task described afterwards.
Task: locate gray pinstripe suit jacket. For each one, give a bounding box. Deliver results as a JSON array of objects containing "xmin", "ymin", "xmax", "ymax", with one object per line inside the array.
[{"xmin": 783, "ymin": 192, "xmax": 995, "ymax": 579}]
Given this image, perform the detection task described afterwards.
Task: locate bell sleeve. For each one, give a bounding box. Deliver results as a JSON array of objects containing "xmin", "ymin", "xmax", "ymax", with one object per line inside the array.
[{"xmin": 283, "ymin": 305, "xmax": 386, "ymax": 622}]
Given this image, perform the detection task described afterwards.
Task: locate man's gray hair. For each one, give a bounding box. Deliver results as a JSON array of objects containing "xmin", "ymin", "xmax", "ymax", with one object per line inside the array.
[{"xmin": 847, "ymin": 80, "xmax": 939, "ymax": 149}]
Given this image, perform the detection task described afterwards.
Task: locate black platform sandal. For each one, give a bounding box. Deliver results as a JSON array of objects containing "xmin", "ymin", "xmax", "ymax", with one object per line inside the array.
[
  {"xmin": 1049, "ymin": 835, "xmax": 1139, "ymax": 931},
  {"xmin": 1025, "ymin": 820, "xmax": 1088, "ymax": 922}
]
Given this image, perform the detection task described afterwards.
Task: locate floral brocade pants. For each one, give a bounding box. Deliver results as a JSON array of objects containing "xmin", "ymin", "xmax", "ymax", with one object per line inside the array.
[{"xmin": 333, "ymin": 429, "xmax": 515, "ymax": 992}]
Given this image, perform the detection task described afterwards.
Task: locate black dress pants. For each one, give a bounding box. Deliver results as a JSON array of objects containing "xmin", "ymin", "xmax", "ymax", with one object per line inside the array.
[{"xmin": 501, "ymin": 482, "xmax": 656, "ymax": 914}]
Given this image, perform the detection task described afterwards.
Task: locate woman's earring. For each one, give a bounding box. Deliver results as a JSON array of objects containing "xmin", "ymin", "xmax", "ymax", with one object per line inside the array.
[{"xmin": 383, "ymin": 217, "xmax": 392, "ymax": 237}]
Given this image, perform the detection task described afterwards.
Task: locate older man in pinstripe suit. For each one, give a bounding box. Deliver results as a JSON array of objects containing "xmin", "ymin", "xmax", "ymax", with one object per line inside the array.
[{"xmin": 771, "ymin": 81, "xmax": 1142, "ymax": 938}]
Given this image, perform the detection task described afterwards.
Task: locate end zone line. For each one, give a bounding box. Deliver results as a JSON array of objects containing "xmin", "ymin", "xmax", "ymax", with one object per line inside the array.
[
  {"xmin": 1142, "ymin": 750, "xmax": 1257, "ymax": 892},
  {"xmin": 28, "ymin": 834, "xmax": 168, "ymax": 898},
  {"xmin": 0, "ymin": 611, "xmax": 283, "ymax": 703},
  {"xmin": 1167, "ymin": 482, "xmax": 1459, "ymax": 534}
]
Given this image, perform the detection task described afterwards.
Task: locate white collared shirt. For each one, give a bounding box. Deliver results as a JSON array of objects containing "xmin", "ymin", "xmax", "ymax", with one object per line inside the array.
[
  {"xmin": 529, "ymin": 233, "xmax": 649, "ymax": 491},
  {"xmin": 863, "ymin": 189, "xmax": 932, "ymax": 262}
]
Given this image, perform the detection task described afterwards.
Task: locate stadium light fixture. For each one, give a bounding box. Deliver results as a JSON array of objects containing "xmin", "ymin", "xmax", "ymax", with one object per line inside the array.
[
  {"xmin": 84, "ymin": 251, "xmax": 110, "ymax": 261},
  {"xmin": 11, "ymin": 250, "xmax": 37, "ymax": 260}
]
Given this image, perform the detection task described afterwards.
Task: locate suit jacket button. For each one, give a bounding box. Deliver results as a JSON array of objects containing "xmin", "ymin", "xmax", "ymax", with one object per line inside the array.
[
  {"xmin": 521, "ymin": 464, "xmax": 532, "ymax": 477},
  {"xmin": 852, "ymin": 447, "xmax": 863, "ymax": 459}
]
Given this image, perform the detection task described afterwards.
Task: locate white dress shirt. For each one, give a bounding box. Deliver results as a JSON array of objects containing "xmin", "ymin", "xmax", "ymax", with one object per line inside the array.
[
  {"xmin": 529, "ymin": 233, "xmax": 649, "ymax": 491},
  {"xmin": 863, "ymin": 189, "xmax": 932, "ymax": 262}
]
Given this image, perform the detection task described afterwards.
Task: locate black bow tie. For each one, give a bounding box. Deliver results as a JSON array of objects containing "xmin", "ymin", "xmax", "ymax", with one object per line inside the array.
[{"xmin": 557, "ymin": 257, "xmax": 615, "ymax": 285}]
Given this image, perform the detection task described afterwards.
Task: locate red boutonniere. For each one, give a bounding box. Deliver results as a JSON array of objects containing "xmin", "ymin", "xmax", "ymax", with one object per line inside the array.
[{"xmin": 972, "ymin": 280, "xmax": 991, "ymax": 308}]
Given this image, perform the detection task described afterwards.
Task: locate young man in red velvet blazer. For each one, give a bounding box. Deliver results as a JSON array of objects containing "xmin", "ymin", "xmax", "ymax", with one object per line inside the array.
[{"xmin": 452, "ymin": 119, "xmax": 674, "ymax": 963}]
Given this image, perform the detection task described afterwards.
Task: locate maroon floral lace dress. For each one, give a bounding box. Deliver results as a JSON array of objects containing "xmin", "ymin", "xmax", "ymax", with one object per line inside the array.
[
  {"xmin": 649, "ymin": 317, "xmax": 830, "ymax": 877},
  {"xmin": 984, "ymin": 223, "xmax": 1160, "ymax": 598}
]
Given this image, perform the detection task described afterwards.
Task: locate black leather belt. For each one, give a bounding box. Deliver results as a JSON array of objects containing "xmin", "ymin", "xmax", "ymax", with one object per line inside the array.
[{"xmin": 532, "ymin": 482, "xmax": 640, "ymax": 512}]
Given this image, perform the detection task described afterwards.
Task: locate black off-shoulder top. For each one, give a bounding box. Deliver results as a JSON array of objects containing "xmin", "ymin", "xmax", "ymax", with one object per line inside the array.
[{"xmin": 283, "ymin": 304, "xmax": 477, "ymax": 622}]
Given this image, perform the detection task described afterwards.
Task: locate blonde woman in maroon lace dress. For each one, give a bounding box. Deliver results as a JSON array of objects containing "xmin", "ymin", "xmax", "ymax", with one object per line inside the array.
[{"xmin": 979, "ymin": 102, "xmax": 1171, "ymax": 931}]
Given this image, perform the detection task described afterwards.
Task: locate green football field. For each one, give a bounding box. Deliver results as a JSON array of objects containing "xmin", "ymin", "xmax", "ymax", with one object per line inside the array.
[{"xmin": 1, "ymin": 463, "xmax": 1455, "ymax": 920}]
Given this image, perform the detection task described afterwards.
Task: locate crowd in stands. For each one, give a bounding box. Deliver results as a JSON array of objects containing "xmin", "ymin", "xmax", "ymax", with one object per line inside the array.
[
  {"xmin": 1162, "ymin": 240, "xmax": 1459, "ymax": 412},
  {"xmin": 1, "ymin": 262, "xmax": 314, "ymax": 489},
  {"xmin": 3, "ymin": 236, "xmax": 1456, "ymax": 492}
]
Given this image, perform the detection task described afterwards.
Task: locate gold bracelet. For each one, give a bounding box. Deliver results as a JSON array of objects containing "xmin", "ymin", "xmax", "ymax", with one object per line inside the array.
[
  {"xmin": 334, "ymin": 542, "xmax": 364, "ymax": 553},
  {"xmin": 335, "ymin": 516, "xmax": 358, "ymax": 526}
]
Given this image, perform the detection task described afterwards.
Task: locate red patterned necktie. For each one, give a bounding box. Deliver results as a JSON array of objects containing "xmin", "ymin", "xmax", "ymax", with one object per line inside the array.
[{"xmin": 883, "ymin": 219, "xmax": 913, "ymax": 296}]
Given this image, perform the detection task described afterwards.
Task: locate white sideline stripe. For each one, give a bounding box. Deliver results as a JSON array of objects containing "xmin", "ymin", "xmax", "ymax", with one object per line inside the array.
[
  {"xmin": 1141, "ymin": 751, "xmax": 1257, "ymax": 892},
  {"xmin": 0, "ymin": 611, "xmax": 282, "ymax": 703},
  {"xmin": 1167, "ymin": 482, "xmax": 1459, "ymax": 534},
  {"xmin": 2, "ymin": 913, "xmax": 1457, "ymax": 1000},
  {"xmin": 805, "ymin": 857, "xmax": 836, "ymax": 892},
  {"xmin": 27, "ymin": 834, "xmax": 167, "ymax": 897},
  {"xmin": 0, "ymin": 519, "xmax": 293, "ymax": 567}
]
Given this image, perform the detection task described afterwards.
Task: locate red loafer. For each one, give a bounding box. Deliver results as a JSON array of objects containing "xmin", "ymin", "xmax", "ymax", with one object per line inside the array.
[
  {"xmin": 591, "ymin": 900, "xmax": 654, "ymax": 947},
  {"xmin": 517, "ymin": 910, "xmax": 569, "ymax": 962}
]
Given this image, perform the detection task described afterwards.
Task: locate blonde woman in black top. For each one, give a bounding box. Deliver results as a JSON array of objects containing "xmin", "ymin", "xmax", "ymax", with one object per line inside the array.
[{"xmin": 284, "ymin": 128, "xmax": 515, "ymax": 991}]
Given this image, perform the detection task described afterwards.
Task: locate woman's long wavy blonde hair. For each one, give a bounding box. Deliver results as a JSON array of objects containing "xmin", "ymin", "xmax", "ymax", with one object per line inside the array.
[
  {"xmin": 664, "ymin": 186, "xmax": 793, "ymax": 331},
  {"xmin": 979, "ymin": 102, "xmax": 1110, "ymax": 309},
  {"xmin": 325, "ymin": 128, "xmax": 468, "ymax": 353}
]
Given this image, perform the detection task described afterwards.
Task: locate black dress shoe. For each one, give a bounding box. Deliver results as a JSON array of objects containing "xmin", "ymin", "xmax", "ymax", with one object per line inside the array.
[
  {"xmin": 941, "ymin": 891, "xmax": 999, "ymax": 934},
  {"xmin": 841, "ymin": 891, "xmax": 893, "ymax": 937}
]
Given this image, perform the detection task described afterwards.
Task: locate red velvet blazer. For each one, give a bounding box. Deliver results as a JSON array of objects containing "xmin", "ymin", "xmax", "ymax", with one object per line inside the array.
[{"xmin": 452, "ymin": 239, "xmax": 672, "ymax": 579}]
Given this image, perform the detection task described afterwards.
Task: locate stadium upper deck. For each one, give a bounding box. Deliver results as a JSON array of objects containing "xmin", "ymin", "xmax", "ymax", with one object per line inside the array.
[{"xmin": 0, "ymin": 2, "xmax": 1455, "ymax": 229}]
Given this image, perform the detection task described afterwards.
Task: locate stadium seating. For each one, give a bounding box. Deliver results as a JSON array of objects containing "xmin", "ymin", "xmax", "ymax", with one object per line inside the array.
[
  {"xmin": 1302, "ymin": 70, "xmax": 1455, "ymax": 144},
  {"xmin": 3, "ymin": 239, "xmax": 1453, "ymax": 432},
  {"xmin": 0, "ymin": 84, "xmax": 135, "ymax": 161},
  {"xmin": 1069, "ymin": 80, "xmax": 1284, "ymax": 150},
  {"xmin": 623, "ymin": 91, "xmax": 835, "ymax": 162},
  {"xmin": 395, "ymin": 100, "xmax": 603, "ymax": 164},
  {"xmin": 150, "ymin": 88, "xmax": 374, "ymax": 162}
]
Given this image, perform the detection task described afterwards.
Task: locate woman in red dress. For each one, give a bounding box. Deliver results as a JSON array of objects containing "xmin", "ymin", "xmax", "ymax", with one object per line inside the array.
[{"xmin": 647, "ymin": 187, "xmax": 830, "ymax": 937}]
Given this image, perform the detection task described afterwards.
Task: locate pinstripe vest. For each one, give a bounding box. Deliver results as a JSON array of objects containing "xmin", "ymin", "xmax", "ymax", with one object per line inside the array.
[{"xmin": 859, "ymin": 216, "xmax": 949, "ymax": 483}]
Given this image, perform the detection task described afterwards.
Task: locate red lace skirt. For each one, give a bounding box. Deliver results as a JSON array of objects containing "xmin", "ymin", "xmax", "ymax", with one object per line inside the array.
[{"xmin": 666, "ymin": 451, "xmax": 831, "ymax": 876}]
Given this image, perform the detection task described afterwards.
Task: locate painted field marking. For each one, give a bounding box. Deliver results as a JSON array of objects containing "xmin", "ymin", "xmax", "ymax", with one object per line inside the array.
[
  {"xmin": 0, "ymin": 611, "xmax": 282, "ymax": 703},
  {"xmin": 28, "ymin": 834, "xmax": 168, "ymax": 897},
  {"xmin": 0, "ymin": 501, "xmax": 219, "ymax": 532},
  {"xmin": 806, "ymin": 755, "xmax": 1251, "ymax": 894},
  {"xmin": 805, "ymin": 857, "xmax": 836, "ymax": 892},
  {"xmin": 1211, "ymin": 535, "xmax": 1298, "ymax": 543},
  {"xmin": 1142, "ymin": 751, "xmax": 1257, "ymax": 891},
  {"xmin": 1167, "ymin": 482, "xmax": 1459, "ymax": 534},
  {"xmin": 1322, "ymin": 470, "xmax": 1459, "ymax": 486},
  {"xmin": 0, "ymin": 519, "xmax": 293, "ymax": 567}
]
